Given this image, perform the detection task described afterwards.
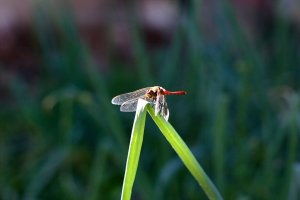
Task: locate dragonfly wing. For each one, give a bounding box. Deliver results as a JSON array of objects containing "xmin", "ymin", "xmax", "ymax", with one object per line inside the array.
[
  {"xmin": 111, "ymin": 87, "xmax": 151, "ymax": 105},
  {"xmin": 120, "ymin": 98, "xmax": 139, "ymax": 112},
  {"xmin": 160, "ymin": 95, "xmax": 169, "ymax": 120},
  {"xmin": 154, "ymin": 94, "xmax": 169, "ymax": 120},
  {"xmin": 154, "ymin": 94, "xmax": 161, "ymax": 116},
  {"xmin": 162, "ymin": 102, "xmax": 169, "ymax": 121}
]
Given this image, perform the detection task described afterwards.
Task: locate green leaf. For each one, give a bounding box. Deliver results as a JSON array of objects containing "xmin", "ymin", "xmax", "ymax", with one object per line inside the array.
[
  {"xmin": 147, "ymin": 106, "xmax": 223, "ymax": 200},
  {"xmin": 120, "ymin": 99, "xmax": 223, "ymax": 200},
  {"xmin": 121, "ymin": 99, "xmax": 148, "ymax": 200}
]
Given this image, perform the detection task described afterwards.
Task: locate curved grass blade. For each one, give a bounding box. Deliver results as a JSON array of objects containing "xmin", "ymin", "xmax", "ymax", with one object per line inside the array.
[
  {"xmin": 147, "ymin": 106, "xmax": 223, "ymax": 200},
  {"xmin": 121, "ymin": 99, "xmax": 148, "ymax": 200}
]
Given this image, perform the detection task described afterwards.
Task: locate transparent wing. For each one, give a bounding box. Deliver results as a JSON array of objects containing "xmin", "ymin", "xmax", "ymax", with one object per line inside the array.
[
  {"xmin": 154, "ymin": 94, "xmax": 161, "ymax": 116},
  {"xmin": 160, "ymin": 95, "xmax": 169, "ymax": 121},
  {"xmin": 154, "ymin": 94, "xmax": 169, "ymax": 121},
  {"xmin": 119, "ymin": 95, "xmax": 157, "ymax": 112},
  {"xmin": 120, "ymin": 98, "xmax": 139, "ymax": 112},
  {"xmin": 162, "ymin": 101, "xmax": 169, "ymax": 121},
  {"xmin": 111, "ymin": 87, "xmax": 151, "ymax": 105}
]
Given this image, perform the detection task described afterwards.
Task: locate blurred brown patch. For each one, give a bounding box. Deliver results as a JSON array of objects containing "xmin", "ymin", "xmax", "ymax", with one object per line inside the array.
[{"xmin": 0, "ymin": 0, "xmax": 299, "ymax": 79}]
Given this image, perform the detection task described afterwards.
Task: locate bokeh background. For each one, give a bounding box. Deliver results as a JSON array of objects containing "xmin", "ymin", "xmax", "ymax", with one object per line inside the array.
[{"xmin": 1, "ymin": 0, "xmax": 300, "ymax": 199}]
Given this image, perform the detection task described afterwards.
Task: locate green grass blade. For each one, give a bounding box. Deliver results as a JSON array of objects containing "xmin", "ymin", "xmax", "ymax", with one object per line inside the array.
[
  {"xmin": 147, "ymin": 106, "xmax": 223, "ymax": 200},
  {"xmin": 212, "ymin": 95, "xmax": 229, "ymax": 193},
  {"xmin": 121, "ymin": 99, "xmax": 148, "ymax": 200},
  {"xmin": 24, "ymin": 147, "xmax": 69, "ymax": 199}
]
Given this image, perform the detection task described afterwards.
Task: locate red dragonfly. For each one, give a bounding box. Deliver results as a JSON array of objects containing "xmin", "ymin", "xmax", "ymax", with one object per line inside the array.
[{"xmin": 111, "ymin": 86, "xmax": 187, "ymax": 120}]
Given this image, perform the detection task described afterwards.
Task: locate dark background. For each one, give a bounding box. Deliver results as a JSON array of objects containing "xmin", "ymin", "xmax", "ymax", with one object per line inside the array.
[{"xmin": 0, "ymin": 0, "xmax": 300, "ymax": 199}]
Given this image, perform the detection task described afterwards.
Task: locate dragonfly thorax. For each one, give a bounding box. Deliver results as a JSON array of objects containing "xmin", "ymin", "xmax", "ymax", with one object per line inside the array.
[{"xmin": 145, "ymin": 86, "xmax": 164, "ymax": 100}]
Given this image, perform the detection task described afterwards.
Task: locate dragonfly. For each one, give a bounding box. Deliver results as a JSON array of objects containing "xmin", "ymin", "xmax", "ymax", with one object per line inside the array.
[{"xmin": 111, "ymin": 86, "xmax": 187, "ymax": 120}]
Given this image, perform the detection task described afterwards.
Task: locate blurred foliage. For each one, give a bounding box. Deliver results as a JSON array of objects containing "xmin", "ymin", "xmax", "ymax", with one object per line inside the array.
[{"xmin": 0, "ymin": 1, "xmax": 300, "ymax": 200}]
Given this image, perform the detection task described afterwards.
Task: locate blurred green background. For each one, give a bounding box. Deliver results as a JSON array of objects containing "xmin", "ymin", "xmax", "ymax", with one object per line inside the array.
[{"xmin": 0, "ymin": 0, "xmax": 300, "ymax": 199}]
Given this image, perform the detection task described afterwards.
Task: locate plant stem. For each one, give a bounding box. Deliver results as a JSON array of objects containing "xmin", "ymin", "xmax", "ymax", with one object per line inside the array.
[{"xmin": 147, "ymin": 106, "xmax": 223, "ymax": 200}]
